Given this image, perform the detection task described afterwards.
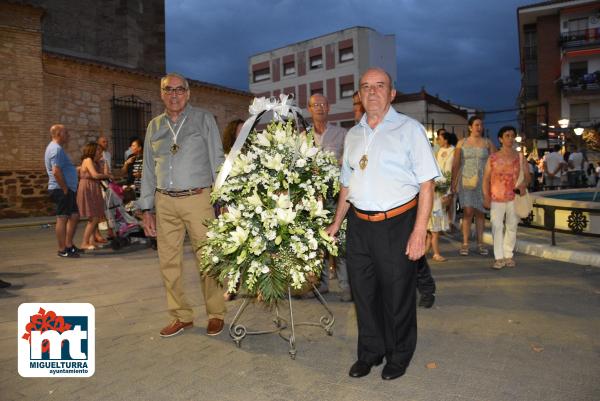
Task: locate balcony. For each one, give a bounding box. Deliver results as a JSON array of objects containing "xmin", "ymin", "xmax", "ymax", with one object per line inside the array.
[
  {"xmin": 560, "ymin": 28, "xmax": 600, "ymax": 49},
  {"xmin": 557, "ymin": 72, "xmax": 600, "ymax": 96}
]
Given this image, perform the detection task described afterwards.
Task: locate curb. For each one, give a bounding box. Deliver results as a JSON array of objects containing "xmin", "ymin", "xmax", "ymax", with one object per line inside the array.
[{"xmin": 480, "ymin": 232, "xmax": 600, "ymax": 268}]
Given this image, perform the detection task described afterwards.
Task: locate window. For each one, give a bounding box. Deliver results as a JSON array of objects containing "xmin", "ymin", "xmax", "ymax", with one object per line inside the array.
[
  {"xmin": 309, "ymin": 55, "xmax": 322, "ymax": 70},
  {"xmin": 570, "ymin": 103, "xmax": 589, "ymax": 123},
  {"xmin": 283, "ymin": 62, "xmax": 295, "ymax": 76},
  {"xmin": 568, "ymin": 17, "xmax": 588, "ymax": 33},
  {"xmin": 111, "ymin": 95, "xmax": 152, "ymax": 166},
  {"xmin": 569, "ymin": 61, "xmax": 587, "ymax": 79},
  {"xmin": 340, "ymin": 82, "xmax": 354, "ymax": 99},
  {"xmin": 253, "ymin": 68, "xmax": 270, "ymax": 82},
  {"xmin": 339, "ymin": 47, "xmax": 354, "ymax": 63}
]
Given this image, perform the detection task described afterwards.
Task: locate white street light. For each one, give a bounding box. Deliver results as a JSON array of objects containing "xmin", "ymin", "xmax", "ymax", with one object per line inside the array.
[
  {"xmin": 558, "ymin": 118, "xmax": 570, "ymax": 128},
  {"xmin": 515, "ymin": 135, "xmax": 522, "ymax": 143},
  {"xmin": 574, "ymin": 126, "xmax": 584, "ymax": 136}
]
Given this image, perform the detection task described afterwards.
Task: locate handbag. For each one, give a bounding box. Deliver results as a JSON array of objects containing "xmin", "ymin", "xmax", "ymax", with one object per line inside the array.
[
  {"xmin": 514, "ymin": 154, "xmax": 533, "ymax": 218},
  {"xmin": 462, "ymin": 174, "xmax": 478, "ymax": 189}
]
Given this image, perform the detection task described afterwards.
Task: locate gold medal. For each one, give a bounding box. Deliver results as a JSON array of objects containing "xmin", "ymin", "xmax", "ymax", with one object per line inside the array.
[
  {"xmin": 170, "ymin": 143, "xmax": 179, "ymax": 155},
  {"xmin": 359, "ymin": 154, "xmax": 368, "ymax": 170}
]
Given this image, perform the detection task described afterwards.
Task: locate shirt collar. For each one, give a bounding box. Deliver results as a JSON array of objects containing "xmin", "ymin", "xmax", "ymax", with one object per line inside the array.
[
  {"xmin": 164, "ymin": 104, "xmax": 191, "ymax": 124},
  {"xmin": 358, "ymin": 106, "xmax": 403, "ymax": 130}
]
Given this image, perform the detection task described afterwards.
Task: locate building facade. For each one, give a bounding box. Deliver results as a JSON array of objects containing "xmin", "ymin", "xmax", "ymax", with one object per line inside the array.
[
  {"xmin": 392, "ymin": 89, "xmax": 470, "ymax": 141},
  {"xmin": 249, "ymin": 26, "xmax": 396, "ymax": 127},
  {"xmin": 518, "ymin": 0, "xmax": 600, "ymax": 148},
  {"xmin": 0, "ymin": 2, "xmax": 252, "ymax": 218}
]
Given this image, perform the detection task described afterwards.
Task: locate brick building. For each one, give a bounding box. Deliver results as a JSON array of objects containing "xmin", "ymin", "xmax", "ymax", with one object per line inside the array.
[
  {"xmin": 517, "ymin": 0, "xmax": 600, "ymax": 149},
  {"xmin": 0, "ymin": 2, "xmax": 252, "ymax": 217}
]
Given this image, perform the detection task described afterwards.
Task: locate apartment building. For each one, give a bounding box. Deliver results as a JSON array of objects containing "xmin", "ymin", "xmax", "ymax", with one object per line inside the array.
[
  {"xmin": 248, "ymin": 26, "xmax": 396, "ymax": 127},
  {"xmin": 518, "ymin": 0, "xmax": 600, "ymax": 147}
]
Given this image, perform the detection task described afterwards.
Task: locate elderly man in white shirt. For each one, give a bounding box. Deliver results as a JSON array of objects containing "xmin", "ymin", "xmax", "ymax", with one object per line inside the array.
[{"xmin": 327, "ymin": 68, "xmax": 439, "ymax": 381}]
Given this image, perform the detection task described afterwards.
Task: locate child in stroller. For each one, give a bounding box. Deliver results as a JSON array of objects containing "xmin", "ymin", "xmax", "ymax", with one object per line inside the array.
[{"xmin": 100, "ymin": 180, "xmax": 157, "ymax": 250}]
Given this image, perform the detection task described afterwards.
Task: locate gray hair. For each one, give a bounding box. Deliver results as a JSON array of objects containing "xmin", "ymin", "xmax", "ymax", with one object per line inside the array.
[{"xmin": 161, "ymin": 72, "xmax": 190, "ymax": 90}]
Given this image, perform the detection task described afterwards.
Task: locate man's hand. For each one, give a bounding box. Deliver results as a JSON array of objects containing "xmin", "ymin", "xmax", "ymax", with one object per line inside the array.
[
  {"xmin": 325, "ymin": 221, "xmax": 341, "ymax": 239},
  {"xmin": 406, "ymin": 227, "xmax": 427, "ymax": 261},
  {"xmin": 62, "ymin": 187, "xmax": 68, "ymax": 195},
  {"xmin": 143, "ymin": 211, "xmax": 157, "ymax": 237}
]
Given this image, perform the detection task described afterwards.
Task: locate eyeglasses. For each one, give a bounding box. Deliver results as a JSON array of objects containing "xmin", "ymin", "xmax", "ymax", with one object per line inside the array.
[
  {"xmin": 161, "ymin": 86, "xmax": 187, "ymax": 95},
  {"xmin": 309, "ymin": 103, "xmax": 327, "ymax": 108}
]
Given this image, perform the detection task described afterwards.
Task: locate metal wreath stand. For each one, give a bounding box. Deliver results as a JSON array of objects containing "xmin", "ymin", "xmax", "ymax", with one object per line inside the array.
[{"xmin": 217, "ymin": 95, "xmax": 335, "ymax": 359}]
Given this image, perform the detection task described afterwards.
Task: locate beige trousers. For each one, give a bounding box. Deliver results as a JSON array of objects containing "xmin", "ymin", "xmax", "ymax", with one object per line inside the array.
[{"xmin": 155, "ymin": 190, "xmax": 225, "ymax": 322}]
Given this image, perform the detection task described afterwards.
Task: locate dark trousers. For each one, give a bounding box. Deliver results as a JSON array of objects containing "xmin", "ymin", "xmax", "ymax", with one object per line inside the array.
[
  {"xmin": 347, "ymin": 207, "xmax": 418, "ymax": 367},
  {"xmin": 417, "ymin": 257, "xmax": 436, "ymax": 296}
]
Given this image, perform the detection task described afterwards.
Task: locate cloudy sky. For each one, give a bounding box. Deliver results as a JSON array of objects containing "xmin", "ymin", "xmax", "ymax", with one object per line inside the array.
[{"xmin": 165, "ymin": 0, "xmax": 540, "ymax": 133}]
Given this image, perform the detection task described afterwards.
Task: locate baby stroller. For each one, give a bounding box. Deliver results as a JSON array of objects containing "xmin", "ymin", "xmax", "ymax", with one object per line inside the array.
[{"xmin": 100, "ymin": 181, "xmax": 155, "ymax": 250}]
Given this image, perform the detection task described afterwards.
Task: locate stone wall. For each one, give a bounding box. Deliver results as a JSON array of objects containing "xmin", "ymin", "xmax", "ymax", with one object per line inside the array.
[
  {"xmin": 0, "ymin": 170, "xmax": 54, "ymax": 218},
  {"xmin": 0, "ymin": 3, "xmax": 253, "ymax": 218}
]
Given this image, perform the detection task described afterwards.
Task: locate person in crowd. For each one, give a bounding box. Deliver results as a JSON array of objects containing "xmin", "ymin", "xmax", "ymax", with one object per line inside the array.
[
  {"xmin": 77, "ymin": 142, "xmax": 112, "ymax": 250},
  {"xmin": 560, "ymin": 148, "xmax": 570, "ymax": 188},
  {"xmin": 140, "ymin": 72, "xmax": 226, "ymax": 338},
  {"xmin": 542, "ymin": 145, "xmax": 565, "ymax": 190},
  {"xmin": 326, "ymin": 67, "xmax": 439, "ymax": 380},
  {"xmin": 221, "ymin": 119, "xmax": 244, "ymax": 154},
  {"xmin": 567, "ymin": 144, "xmax": 584, "ymax": 188},
  {"xmin": 586, "ymin": 162, "xmax": 597, "ymax": 187},
  {"xmin": 427, "ymin": 130, "xmax": 455, "ymax": 262},
  {"xmin": 482, "ymin": 126, "xmax": 530, "ymax": 269},
  {"xmin": 307, "ymin": 93, "xmax": 351, "ymax": 301},
  {"xmin": 121, "ymin": 138, "xmax": 144, "ymax": 197},
  {"xmin": 45, "ymin": 124, "xmax": 80, "ymax": 257},
  {"xmin": 451, "ymin": 116, "xmax": 496, "ymax": 256},
  {"xmin": 124, "ymin": 136, "xmax": 140, "ymax": 160},
  {"xmin": 97, "ymin": 135, "xmax": 112, "ymax": 174},
  {"xmin": 352, "ymin": 91, "xmax": 365, "ymax": 124}
]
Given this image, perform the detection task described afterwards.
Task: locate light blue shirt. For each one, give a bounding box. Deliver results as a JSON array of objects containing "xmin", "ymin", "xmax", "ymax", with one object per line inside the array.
[
  {"xmin": 44, "ymin": 141, "xmax": 78, "ymax": 192},
  {"xmin": 340, "ymin": 107, "xmax": 439, "ymax": 211}
]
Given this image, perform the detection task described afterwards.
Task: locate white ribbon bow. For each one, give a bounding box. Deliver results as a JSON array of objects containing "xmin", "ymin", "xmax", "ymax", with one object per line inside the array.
[{"xmin": 214, "ymin": 94, "xmax": 302, "ymax": 191}]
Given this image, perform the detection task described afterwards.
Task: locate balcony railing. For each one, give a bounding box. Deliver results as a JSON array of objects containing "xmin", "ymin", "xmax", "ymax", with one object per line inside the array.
[
  {"xmin": 557, "ymin": 72, "xmax": 600, "ymax": 95},
  {"xmin": 560, "ymin": 28, "xmax": 600, "ymax": 48}
]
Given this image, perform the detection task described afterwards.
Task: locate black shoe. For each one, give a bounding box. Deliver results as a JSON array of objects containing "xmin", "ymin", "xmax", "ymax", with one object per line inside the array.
[
  {"xmin": 68, "ymin": 245, "xmax": 82, "ymax": 255},
  {"xmin": 381, "ymin": 362, "xmax": 407, "ymax": 380},
  {"xmin": 58, "ymin": 249, "xmax": 79, "ymax": 258},
  {"xmin": 418, "ymin": 293, "xmax": 435, "ymax": 308},
  {"xmin": 0, "ymin": 279, "xmax": 11, "ymax": 288},
  {"xmin": 349, "ymin": 358, "xmax": 383, "ymax": 378}
]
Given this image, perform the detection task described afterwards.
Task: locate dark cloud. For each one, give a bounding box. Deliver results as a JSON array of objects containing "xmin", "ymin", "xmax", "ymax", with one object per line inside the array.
[{"xmin": 167, "ymin": 0, "xmax": 540, "ymax": 131}]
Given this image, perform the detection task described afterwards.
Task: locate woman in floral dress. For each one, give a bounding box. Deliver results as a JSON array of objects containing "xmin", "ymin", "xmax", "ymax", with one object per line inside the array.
[
  {"xmin": 451, "ymin": 116, "xmax": 496, "ymax": 256},
  {"xmin": 482, "ymin": 126, "xmax": 530, "ymax": 269}
]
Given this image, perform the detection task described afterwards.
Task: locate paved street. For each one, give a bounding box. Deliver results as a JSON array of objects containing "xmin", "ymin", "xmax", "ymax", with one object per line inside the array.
[{"xmin": 1, "ymin": 224, "xmax": 599, "ymax": 401}]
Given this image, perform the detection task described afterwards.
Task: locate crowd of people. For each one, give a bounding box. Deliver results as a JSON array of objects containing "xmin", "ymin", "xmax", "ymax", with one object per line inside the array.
[{"xmin": 41, "ymin": 69, "xmax": 599, "ymax": 382}]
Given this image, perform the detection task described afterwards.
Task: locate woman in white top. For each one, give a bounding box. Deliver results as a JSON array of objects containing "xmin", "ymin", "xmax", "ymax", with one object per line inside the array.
[{"xmin": 427, "ymin": 131, "xmax": 455, "ymax": 262}]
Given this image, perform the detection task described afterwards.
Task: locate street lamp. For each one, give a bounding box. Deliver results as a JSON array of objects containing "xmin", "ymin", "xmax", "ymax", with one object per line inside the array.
[
  {"xmin": 515, "ymin": 135, "xmax": 522, "ymax": 143},
  {"xmin": 574, "ymin": 125, "xmax": 584, "ymax": 136},
  {"xmin": 558, "ymin": 118, "xmax": 570, "ymax": 129}
]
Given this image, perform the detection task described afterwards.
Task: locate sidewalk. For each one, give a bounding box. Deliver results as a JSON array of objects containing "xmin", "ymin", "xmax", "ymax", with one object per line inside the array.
[
  {"xmin": 4, "ymin": 215, "xmax": 599, "ymax": 267},
  {"xmin": 1, "ymin": 224, "xmax": 599, "ymax": 401}
]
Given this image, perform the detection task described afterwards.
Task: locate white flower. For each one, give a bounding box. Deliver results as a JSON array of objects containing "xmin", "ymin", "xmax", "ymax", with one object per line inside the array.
[
  {"xmin": 276, "ymin": 208, "xmax": 296, "ymax": 225},
  {"xmin": 248, "ymin": 192, "xmax": 263, "ymax": 208},
  {"xmin": 230, "ymin": 226, "xmax": 249, "ymax": 247},
  {"xmin": 275, "ymin": 193, "xmax": 292, "ymax": 209},
  {"xmin": 295, "ymin": 158, "xmax": 307, "ymax": 168},
  {"xmin": 256, "ymin": 132, "xmax": 271, "ymax": 147},
  {"xmin": 263, "ymin": 153, "xmax": 284, "ymax": 170},
  {"xmin": 298, "ymin": 139, "xmax": 319, "ymax": 158}
]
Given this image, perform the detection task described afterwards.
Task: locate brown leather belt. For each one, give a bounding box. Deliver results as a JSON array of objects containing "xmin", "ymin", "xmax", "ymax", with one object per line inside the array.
[
  {"xmin": 353, "ymin": 198, "xmax": 418, "ymax": 222},
  {"xmin": 156, "ymin": 187, "xmax": 204, "ymax": 198}
]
